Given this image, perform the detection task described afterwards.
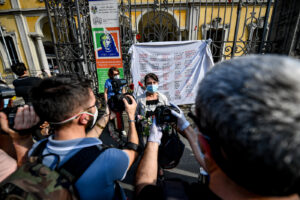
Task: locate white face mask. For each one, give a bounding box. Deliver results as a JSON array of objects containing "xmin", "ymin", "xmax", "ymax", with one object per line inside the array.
[
  {"xmin": 49, "ymin": 107, "xmax": 98, "ymax": 129},
  {"xmin": 89, "ymin": 107, "xmax": 98, "ymax": 128},
  {"xmin": 114, "ymin": 75, "xmax": 120, "ymax": 79}
]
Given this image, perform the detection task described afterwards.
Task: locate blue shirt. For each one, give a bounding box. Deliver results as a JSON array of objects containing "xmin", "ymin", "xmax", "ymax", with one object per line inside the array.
[
  {"xmin": 105, "ymin": 78, "xmax": 123, "ymax": 100},
  {"xmin": 29, "ymin": 136, "xmax": 129, "ymax": 200}
]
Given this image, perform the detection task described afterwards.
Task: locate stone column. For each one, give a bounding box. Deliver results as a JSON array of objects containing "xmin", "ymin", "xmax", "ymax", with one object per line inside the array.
[{"xmin": 29, "ymin": 33, "xmax": 51, "ymax": 76}]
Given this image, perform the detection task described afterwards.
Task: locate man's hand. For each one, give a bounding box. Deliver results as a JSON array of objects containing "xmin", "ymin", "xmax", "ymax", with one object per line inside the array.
[
  {"xmin": 0, "ymin": 105, "xmax": 40, "ymax": 139},
  {"xmin": 170, "ymin": 103, "xmax": 190, "ymax": 131},
  {"xmin": 123, "ymin": 95, "xmax": 137, "ymax": 120},
  {"xmin": 14, "ymin": 105, "xmax": 40, "ymax": 130},
  {"xmin": 148, "ymin": 118, "xmax": 163, "ymax": 145}
]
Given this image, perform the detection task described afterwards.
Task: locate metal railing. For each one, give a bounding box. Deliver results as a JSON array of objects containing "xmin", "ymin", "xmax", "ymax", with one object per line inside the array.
[{"xmin": 44, "ymin": 0, "xmax": 276, "ymax": 92}]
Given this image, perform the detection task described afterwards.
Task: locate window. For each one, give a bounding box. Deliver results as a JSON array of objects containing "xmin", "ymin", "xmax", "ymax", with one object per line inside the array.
[
  {"xmin": 202, "ymin": 18, "xmax": 229, "ymax": 63},
  {"xmin": 0, "ymin": 30, "xmax": 20, "ymax": 70},
  {"xmin": 247, "ymin": 17, "xmax": 268, "ymax": 53}
]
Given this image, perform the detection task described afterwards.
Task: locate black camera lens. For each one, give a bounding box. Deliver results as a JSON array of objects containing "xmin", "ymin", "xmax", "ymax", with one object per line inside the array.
[{"xmin": 155, "ymin": 105, "xmax": 178, "ymax": 125}]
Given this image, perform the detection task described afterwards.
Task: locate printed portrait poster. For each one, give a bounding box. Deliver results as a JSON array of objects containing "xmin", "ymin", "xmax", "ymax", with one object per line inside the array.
[{"xmin": 89, "ymin": 0, "xmax": 124, "ymax": 93}]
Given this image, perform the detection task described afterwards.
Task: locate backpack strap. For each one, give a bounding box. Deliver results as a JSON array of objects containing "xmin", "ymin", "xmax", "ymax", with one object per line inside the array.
[
  {"xmin": 58, "ymin": 144, "xmax": 109, "ymax": 184},
  {"xmin": 30, "ymin": 139, "xmax": 49, "ymax": 157}
]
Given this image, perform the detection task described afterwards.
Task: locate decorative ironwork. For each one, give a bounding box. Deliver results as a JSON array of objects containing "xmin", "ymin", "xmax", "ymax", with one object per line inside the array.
[
  {"xmin": 44, "ymin": 0, "xmax": 276, "ymax": 93},
  {"xmin": 45, "ymin": 0, "xmax": 98, "ymax": 91}
]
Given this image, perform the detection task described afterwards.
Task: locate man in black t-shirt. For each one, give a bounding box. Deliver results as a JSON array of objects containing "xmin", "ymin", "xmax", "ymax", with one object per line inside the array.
[
  {"xmin": 11, "ymin": 63, "xmax": 42, "ymax": 104},
  {"xmin": 135, "ymin": 55, "xmax": 300, "ymax": 200}
]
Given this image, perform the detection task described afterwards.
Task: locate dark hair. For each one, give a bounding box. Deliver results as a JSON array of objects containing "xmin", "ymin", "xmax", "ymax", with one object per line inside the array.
[
  {"xmin": 31, "ymin": 74, "xmax": 92, "ymax": 125},
  {"xmin": 108, "ymin": 67, "xmax": 119, "ymax": 79},
  {"xmin": 195, "ymin": 55, "xmax": 300, "ymax": 196},
  {"xmin": 144, "ymin": 73, "xmax": 159, "ymax": 85},
  {"xmin": 11, "ymin": 62, "xmax": 26, "ymax": 76}
]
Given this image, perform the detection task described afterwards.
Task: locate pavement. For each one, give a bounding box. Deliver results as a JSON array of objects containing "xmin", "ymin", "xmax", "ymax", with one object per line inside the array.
[{"xmin": 99, "ymin": 104, "xmax": 200, "ymax": 199}]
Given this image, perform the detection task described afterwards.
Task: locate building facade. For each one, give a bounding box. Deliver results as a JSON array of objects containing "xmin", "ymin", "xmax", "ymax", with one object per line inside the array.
[
  {"xmin": 0, "ymin": 0, "xmax": 275, "ymax": 84},
  {"xmin": 0, "ymin": 0, "xmax": 52, "ymax": 84}
]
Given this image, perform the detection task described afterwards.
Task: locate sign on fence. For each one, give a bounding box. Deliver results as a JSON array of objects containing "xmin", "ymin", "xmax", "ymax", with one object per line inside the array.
[
  {"xmin": 89, "ymin": 0, "xmax": 124, "ymax": 93},
  {"xmin": 130, "ymin": 41, "xmax": 214, "ymax": 105}
]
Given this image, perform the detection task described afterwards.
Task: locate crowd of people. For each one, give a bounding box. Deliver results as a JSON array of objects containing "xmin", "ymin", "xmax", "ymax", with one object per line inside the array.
[{"xmin": 0, "ymin": 55, "xmax": 299, "ymax": 200}]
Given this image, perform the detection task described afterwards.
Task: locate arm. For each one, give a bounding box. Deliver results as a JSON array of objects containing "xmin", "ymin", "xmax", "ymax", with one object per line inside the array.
[
  {"xmin": 135, "ymin": 118, "xmax": 162, "ymax": 195},
  {"xmin": 135, "ymin": 142, "xmax": 159, "ymax": 195},
  {"xmin": 87, "ymin": 105, "xmax": 116, "ymax": 138},
  {"xmin": 104, "ymin": 88, "xmax": 108, "ymax": 104},
  {"xmin": 170, "ymin": 103, "xmax": 207, "ymax": 170},
  {"xmin": 122, "ymin": 95, "xmax": 139, "ymax": 168},
  {"xmin": 0, "ymin": 105, "xmax": 39, "ymax": 167},
  {"xmin": 181, "ymin": 126, "xmax": 207, "ymax": 170}
]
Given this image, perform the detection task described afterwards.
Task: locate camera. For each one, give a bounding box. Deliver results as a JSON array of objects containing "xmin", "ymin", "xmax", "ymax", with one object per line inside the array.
[
  {"xmin": 0, "ymin": 87, "xmax": 19, "ymax": 131},
  {"xmin": 154, "ymin": 105, "xmax": 180, "ymax": 125},
  {"xmin": 108, "ymin": 79, "xmax": 132, "ymax": 112},
  {"xmin": 0, "ymin": 88, "xmax": 16, "ymax": 99},
  {"xmin": 2, "ymin": 106, "xmax": 20, "ymax": 130}
]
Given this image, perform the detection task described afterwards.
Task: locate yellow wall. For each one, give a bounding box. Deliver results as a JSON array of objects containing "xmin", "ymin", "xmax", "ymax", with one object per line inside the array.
[
  {"xmin": 20, "ymin": 0, "xmax": 45, "ymax": 9},
  {"xmin": 0, "ymin": 0, "xmax": 12, "ymax": 10},
  {"xmin": 26, "ymin": 16, "xmax": 40, "ymax": 33}
]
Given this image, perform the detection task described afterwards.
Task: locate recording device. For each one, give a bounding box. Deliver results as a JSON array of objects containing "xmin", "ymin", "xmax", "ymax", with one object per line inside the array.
[
  {"xmin": 154, "ymin": 105, "xmax": 180, "ymax": 125},
  {"xmin": 0, "ymin": 87, "xmax": 20, "ymax": 131},
  {"xmin": 0, "ymin": 88, "xmax": 16, "ymax": 99},
  {"xmin": 108, "ymin": 79, "xmax": 133, "ymax": 112},
  {"xmin": 2, "ymin": 106, "xmax": 20, "ymax": 130}
]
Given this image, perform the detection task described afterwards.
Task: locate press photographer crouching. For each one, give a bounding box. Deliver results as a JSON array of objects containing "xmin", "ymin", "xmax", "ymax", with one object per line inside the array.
[
  {"xmin": 135, "ymin": 55, "xmax": 300, "ymax": 200},
  {"xmin": 0, "ymin": 81, "xmax": 39, "ymax": 181}
]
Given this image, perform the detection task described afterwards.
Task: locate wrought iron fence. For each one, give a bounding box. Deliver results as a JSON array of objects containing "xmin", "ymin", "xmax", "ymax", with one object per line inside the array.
[{"xmin": 44, "ymin": 0, "xmax": 275, "ymax": 92}]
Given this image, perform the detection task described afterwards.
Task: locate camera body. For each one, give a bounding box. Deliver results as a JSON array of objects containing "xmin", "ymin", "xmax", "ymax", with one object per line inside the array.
[
  {"xmin": 0, "ymin": 88, "xmax": 16, "ymax": 99},
  {"xmin": 155, "ymin": 105, "xmax": 180, "ymax": 125},
  {"xmin": 2, "ymin": 106, "xmax": 20, "ymax": 129},
  {"xmin": 0, "ymin": 87, "xmax": 19, "ymax": 131},
  {"xmin": 108, "ymin": 79, "xmax": 132, "ymax": 112}
]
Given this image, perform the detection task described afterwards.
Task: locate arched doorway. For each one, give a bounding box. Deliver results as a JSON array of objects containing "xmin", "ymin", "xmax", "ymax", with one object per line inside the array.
[{"xmin": 138, "ymin": 11, "xmax": 179, "ymax": 42}]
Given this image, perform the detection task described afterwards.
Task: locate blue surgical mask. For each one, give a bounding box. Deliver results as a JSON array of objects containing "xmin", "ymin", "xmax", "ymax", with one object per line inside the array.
[{"xmin": 146, "ymin": 85, "xmax": 158, "ymax": 93}]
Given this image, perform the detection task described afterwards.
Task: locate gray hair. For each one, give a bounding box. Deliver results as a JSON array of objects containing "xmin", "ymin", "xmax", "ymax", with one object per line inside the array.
[{"xmin": 195, "ymin": 55, "xmax": 300, "ymax": 196}]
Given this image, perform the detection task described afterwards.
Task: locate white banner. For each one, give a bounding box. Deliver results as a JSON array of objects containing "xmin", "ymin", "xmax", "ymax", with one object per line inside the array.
[{"xmin": 130, "ymin": 40, "xmax": 214, "ymax": 105}]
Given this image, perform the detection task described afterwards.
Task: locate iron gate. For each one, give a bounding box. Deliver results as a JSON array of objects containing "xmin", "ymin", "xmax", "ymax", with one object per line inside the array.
[{"xmin": 44, "ymin": 0, "xmax": 276, "ymax": 92}]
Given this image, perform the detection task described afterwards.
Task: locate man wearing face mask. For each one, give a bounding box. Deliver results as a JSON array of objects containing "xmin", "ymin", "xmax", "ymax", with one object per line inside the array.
[
  {"xmin": 136, "ymin": 73, "xmax": 169, "ymax": 148},
  {"xmin": 28, "ymin": 74, "xmax": 139, "ymax": 200},
  {"xmin": 104, "ymin": 67, "xmax": 126, "ymax": 104}
]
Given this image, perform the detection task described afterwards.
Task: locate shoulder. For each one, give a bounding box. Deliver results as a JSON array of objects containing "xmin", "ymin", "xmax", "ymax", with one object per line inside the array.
[
  {"xmin": 105, "ymin": 79, "xmax": 112, "ymax": 86},
  {"xmin": 157, "ymin": 92, "xmax": 168, "ymax": 102},
  {"xmin": 136, "ymin": 93, "xmax": 146, "ymax": 101},
  {"xmin": 28, "ymin": 138, "xmax": 48, "ymax": 156}
]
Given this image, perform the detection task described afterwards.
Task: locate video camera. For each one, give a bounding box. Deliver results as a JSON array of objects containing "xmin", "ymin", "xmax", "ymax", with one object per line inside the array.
[
  {"xmin": 108, "ymin": 79, "xmax": 132, "ymax": 112},
  {"xmin": 0, "ymin": 88, "xmax": 16, "ymax": 99},
  {"xmin": 154, "ymin": 105, "xmax": 185, "ymax": 169},
  {"xmin": 0, "ymin": 86, "xmax": 19, "ymax": 130},
  {"xmin": 154, "ymin": 105, "xmax": 180, "ymax": 125}
]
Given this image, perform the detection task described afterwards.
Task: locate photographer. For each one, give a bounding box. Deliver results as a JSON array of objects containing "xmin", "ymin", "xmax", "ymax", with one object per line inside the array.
[
  {"xmin": 29, "ymin": 74, "xmax": 139, "ymax": 200},
  {"xmin": 104, "ymin": 67, "xmax": 125, "ymax": 104},
  {"xmin": 0, "ymin": 105, "xmax": 39, "ymax": 181},
  {"xmin": 135, "ymin": 55, "xmax": 300, "ymax": 200}
]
